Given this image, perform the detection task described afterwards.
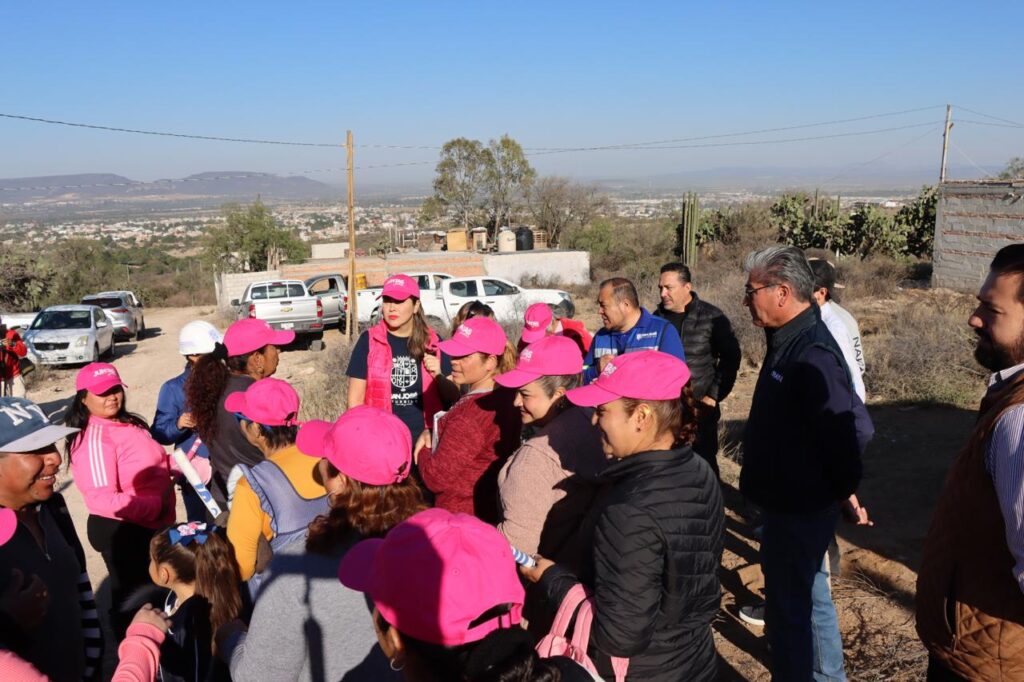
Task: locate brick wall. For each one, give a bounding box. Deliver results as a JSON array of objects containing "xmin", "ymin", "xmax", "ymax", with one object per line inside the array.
[{"xmin": 932, "ymin": 181, "xmax": 1024, "ymax": 292}]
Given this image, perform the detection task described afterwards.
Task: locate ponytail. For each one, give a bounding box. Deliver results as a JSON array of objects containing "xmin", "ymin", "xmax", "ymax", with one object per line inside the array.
[
  {"xmin": 186, "ymin": 342, "xmax": 260, "ymax": 441},
  {"xmin": 406, "ymin": 302, "xmax": 432, "ymax": 365},
  {"xmin": 150, "ymin": 524, "xmax": 242, "ymax": 654}
]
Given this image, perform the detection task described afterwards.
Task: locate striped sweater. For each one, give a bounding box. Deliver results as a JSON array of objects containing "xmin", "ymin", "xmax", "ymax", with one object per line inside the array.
[{"xmin": 70, "ymin": 416, "xmax": 175, "ymax": 529}]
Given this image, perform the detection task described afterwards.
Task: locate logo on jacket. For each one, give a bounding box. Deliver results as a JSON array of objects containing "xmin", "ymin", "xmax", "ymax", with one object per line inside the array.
[
  {"xmin": 634, "ymin": 332, "xmax": 658, "ymax": 340},
  {"xmin": 771, "ymin": 370, "xmax": 784, "ymax": 383}
]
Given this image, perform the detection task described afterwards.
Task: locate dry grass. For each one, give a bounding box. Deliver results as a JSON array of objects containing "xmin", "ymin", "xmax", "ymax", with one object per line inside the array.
[{"xmin": 298, "ymin": 339, "xmax": 353, "ymax": 422}]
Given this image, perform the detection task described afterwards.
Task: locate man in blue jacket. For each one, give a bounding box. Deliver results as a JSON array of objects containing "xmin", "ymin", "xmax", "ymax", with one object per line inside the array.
[
  {"xmin": 740, "ymin": 245, "xmax": 873, "ymax": 681},
  {"xmin": 152, "ymin": 320, "xmax": 222, "ymax": 521},
  {"xmin": 583, "ymin": 277, "xmax": 685, "ymax": 384}
]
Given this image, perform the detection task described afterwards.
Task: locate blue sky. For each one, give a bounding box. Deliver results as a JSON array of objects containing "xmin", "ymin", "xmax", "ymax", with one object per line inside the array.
[{"xmin": 2, "ymin": 1, "xmax": 1022, "ymax": 185}]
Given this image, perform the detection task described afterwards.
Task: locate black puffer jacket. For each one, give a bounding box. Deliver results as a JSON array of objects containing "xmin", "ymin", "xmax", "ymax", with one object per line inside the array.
[
  {"xmin": 540, "ymin": 448, "xmax": 724, "ymax": 682},
  {"xmin": 655, "ymin": 293, "xmax": 740, "ymax": 401}
]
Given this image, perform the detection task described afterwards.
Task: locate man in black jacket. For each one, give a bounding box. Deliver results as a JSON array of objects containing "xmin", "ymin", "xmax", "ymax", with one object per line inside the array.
[
  {"xmin": 740, "ymin": 246, "xmax": 873, "ymax": 681},
  {"xmin": 655, "ymin": 262, "xmax": 741, "ymax": 477}
]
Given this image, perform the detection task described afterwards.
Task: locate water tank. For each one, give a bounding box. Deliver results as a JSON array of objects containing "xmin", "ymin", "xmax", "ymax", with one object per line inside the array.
[
  {"xmin": 498, "ymin": 230, "xmax": 517, "ymax": 253},
  {"xmin": 515, "ymin": 226, "xmax": 535, "ymax": 251}
]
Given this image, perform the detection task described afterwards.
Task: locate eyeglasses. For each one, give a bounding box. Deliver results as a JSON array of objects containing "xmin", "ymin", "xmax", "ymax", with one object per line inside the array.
[{"xmin": 743, "ymin": 283, "xmax": 778, "ymax": 299}]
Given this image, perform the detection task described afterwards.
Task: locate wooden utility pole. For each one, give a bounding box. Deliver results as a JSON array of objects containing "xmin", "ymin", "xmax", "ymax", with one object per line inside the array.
[
  {"xmin": 939, "ymin": 104, "xmax": 953, "ymax": 183},
  {"xmin": 345, "ymin": 130, "xmax": 358, "ymax": 341}
]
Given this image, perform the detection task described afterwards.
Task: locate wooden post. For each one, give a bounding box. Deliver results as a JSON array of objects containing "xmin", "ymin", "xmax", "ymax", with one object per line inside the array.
[
  {"xmin": 939, "ymin": 104, "xmax": 953, "ymax": 183},
  {"xmin": 345, "ymin": 130, "xmax": 358, "ymax": 341}
]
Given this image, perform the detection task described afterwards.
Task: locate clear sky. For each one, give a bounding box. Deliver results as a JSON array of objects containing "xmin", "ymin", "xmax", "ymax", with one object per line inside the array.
[{"xmin": 2, "ymin": 1, "xmax": 1022, "ymax": 186}]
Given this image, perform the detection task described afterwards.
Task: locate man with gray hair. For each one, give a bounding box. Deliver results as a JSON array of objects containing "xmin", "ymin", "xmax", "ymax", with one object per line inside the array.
[{"xmin": 740, "ymin": 245, "xmax": 873, "ymax": 681}]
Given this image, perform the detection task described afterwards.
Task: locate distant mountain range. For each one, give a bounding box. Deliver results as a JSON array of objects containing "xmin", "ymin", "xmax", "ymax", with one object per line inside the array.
[{"xmin": 0, "ymin": 171, "xmax": 337, "ymax": 204}]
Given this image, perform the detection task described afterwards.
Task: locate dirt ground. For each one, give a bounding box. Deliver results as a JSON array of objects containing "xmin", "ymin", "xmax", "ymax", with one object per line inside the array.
[{"xmin": 29, "ymin": 305, "xmax": 975, "ymax": 680}]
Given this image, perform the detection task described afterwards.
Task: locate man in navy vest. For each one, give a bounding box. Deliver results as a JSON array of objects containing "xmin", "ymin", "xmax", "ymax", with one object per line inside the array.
[
  {"xmin": 582, "ymin": 277, "xmax": 685, "ymax": 384},
  {"xmin": 740, "ymin": 246, "xmax": 873, "ymax": 682}
]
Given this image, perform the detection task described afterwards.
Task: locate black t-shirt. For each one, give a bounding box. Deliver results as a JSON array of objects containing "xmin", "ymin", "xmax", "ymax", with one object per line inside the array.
[{"xmin": 347, "ymin": 330, "xmax": 450, "ymax": 440}]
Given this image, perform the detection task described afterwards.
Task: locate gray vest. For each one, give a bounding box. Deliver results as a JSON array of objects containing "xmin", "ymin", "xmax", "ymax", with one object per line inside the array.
[{"xmin": 238, "ymin": 459, "xmax": 329, "ymax": 599}]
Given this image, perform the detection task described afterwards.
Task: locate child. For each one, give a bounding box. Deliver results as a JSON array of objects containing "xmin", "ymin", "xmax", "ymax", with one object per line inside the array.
[{"xmin": 149, "ymin": 522, "xmax": 241, "ymax": 682}]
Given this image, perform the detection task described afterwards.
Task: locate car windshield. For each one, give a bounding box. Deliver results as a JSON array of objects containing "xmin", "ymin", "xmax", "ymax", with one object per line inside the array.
[
  {"xmin": 82, "ymin": 297, "xmax": 124, "ymax": 309},
  {"xmin": 31, "ymin": 310, "xmax": 92, "ymax": 330}
]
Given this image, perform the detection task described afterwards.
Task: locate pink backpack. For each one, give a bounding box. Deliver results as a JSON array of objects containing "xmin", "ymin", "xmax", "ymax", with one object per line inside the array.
[{"xmin": 536, "ymin": 584, "xmax": 630, "ymax": 682}]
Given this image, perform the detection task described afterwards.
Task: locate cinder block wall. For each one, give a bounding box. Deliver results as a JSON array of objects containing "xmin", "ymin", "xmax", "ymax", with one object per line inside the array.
[{"xmin": 933, "ymin": 181, "xmax": 1024, "ymax": 292}]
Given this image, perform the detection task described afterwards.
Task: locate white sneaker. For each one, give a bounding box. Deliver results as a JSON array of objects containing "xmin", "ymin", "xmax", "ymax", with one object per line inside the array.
[{"xmin": 739, "ymin": 604, "xmax": 765, "ymax": 627}]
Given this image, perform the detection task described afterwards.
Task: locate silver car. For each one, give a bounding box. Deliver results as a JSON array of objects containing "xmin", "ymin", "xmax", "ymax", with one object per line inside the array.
[
  {"xmin": 81, "ymin": 291, "xmax": 145, "ymax": 340},
  {"xmin": 24, "ymin": 305, "xmax": 115, "ymax": 366}
]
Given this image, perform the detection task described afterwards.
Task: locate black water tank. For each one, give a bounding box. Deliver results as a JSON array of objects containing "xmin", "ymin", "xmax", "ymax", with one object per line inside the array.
[{"xmin": 515, "ymin": 226, "xmax": 534, "ymax": 251}]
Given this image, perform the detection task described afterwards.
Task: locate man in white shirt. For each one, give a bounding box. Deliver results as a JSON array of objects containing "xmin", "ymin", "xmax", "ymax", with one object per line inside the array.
[{"xmin": 808, "ymin": 259, "xmax": 866, "ymax": 403}]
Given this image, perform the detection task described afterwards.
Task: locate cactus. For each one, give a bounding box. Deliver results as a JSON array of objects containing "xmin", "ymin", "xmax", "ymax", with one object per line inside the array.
[{"xmin": 674, "ymin": 192, "xmax": 700, "ymax": 266}]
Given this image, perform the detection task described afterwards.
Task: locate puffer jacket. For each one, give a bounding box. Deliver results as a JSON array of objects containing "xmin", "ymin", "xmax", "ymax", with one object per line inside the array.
[
  {"xmin": 540, "ymin": 447, "xmax": 724, "ymax": 682},
  {"xmin": 70, "ymin": 416, "xmax": 175, "ymax": 529},
  {"xmin": 365, "ymin": 323, "xmax": 442, "ymax": 431},
  {"xmin": 655, "ymin": 292, "xmax": 741, "ymax": 402}
]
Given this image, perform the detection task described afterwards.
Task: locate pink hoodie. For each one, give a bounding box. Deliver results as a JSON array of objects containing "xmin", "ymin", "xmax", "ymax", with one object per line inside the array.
[
  {"xmin": 71, "ymin": 416, "xmax": 175, "ymax": 529},
  {"xmin": 0, "ymin": 622, "xmax": 165, "ymax": 682}
]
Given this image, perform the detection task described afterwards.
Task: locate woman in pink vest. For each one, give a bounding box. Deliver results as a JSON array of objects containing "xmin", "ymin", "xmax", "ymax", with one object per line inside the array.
[
  {"xmin": 346, "ymin": 274, "xmax": 456, "ymax": 442},
  {"xmin": 64, "ymin": 362, "xmax": 175, "ymax": 639}
]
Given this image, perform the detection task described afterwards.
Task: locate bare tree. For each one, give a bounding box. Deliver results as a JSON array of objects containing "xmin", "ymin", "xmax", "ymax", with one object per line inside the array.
[{"xmin": 526, "ymin": 176, "xmax": 610, "ymax": 246}]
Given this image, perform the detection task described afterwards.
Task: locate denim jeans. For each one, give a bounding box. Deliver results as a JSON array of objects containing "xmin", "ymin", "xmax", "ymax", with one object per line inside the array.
[{"xmin": 763, "ymin": 505, "xmax": 846, "ymax": 681}]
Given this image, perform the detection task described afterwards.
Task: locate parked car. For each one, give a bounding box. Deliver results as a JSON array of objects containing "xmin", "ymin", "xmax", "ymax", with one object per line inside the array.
[
  {"xmin": 303, "ymin": 274, "xmax": 347, "ymax": 328},
  {"xmin": 360, "ymin": 272, "xmax": 454, "ymax": 324},
  {"xmin": 24, "ymin": 305, "xmax": 115, "ymax": 366},
  {"xmin": 231, "ymin": 280, "xmax": 326, "ymax": 340},
  {"xmin": 438, "ymin": 276, "xmax": 574, "ymax": 325},
  {"xmin": 81, "ymin": 291, "xmax": 145, "ymax": 340}
]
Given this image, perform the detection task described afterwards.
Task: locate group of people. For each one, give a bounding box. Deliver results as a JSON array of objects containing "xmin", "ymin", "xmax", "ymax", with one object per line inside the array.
[{"xmin": 0, "ymin": 244, "xmax": 1021, "ymax": 681}]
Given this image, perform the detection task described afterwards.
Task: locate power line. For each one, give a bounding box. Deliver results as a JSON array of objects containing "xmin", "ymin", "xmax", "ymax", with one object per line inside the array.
[
  {"xmin": 957, "ymin": 118, "xmax": 1024, "ymax": 130},
  {"xmin": 950, "ymin": 140, "xmax": 997, "ymax": 179},
  {"xmin": 0, "ymin": 113, "xmax": 348, "ymax": 148},
  {"xmin": 953, "ymin": 105, "xmax": 1024, "ymax": 129},
  {"xmin": 818, "ymin": 125, "xmax": 942, "ymax": 186},
  {"xmin": 527, "ymin": 105, "xmax": 945, "ymax": 152}
]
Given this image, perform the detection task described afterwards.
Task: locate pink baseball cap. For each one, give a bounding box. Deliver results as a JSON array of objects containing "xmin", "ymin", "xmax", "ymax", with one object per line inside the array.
[
  {"xmin": 439, "ymin": 317, "xmax": 508, "ymax": 357},
  {"xmin": 0, "ymin": 508, "xmax": 16, "ymax": 546},
  {"xmin": 223, "ymin": 318, "xmax": 295, "ymax": 357},
  {"xmin": 520, "ymin": 303, "xmax": 553, "ymax": 344},
  {"xmin": 76, "ymin": 362, "xmax": 125, "ymax": 394},
  {"xmin": 567, "ymin": 350, "xmax": 691, "ymax": 407},
  {"xmin": 296, "ymin": 406, "xmax": 411, "ymax": 485},
  {"xmin": 496, "ymin": 335, "xmax": 583, "ymax": 388},
  {"xmin": 224, "ymin": 378, "xmax": 300, "ymax": 426},
  {"xmin": 338, "ymin": 508, "xmax": 524, "ymax": 646},
  {"xmin": 377, "ymin": 274, "xmax": 420, "ymax": 302}
]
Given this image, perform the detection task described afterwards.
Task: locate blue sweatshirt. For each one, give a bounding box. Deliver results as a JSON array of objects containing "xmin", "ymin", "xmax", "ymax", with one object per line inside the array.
[
  {"xmin": 583, "ymin": 309, "xmax": 686, "ymax": 383},
  {"xmin": 151, "ymin": 365, "xmax": 210, "ymax": 459}
]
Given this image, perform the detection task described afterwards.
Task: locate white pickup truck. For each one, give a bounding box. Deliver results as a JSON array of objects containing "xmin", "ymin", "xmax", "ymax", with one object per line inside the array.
[
  {"xmin": 439, "ymin": 276, "xmax": 574, "ymax": 325},
  {"xmin": 231, "ymin": 280, "xmax": 332, "ymax": 338},
  {"xmin": 359, "ymin": 272, "xmax": 574, "ymax": 327}
]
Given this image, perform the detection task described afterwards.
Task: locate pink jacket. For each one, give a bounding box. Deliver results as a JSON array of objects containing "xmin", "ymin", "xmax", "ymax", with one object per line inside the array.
[
  {"xmin": 0, "ymin": 622, "xmax": 165, "ymax": 682},
  {"xmin": 365, "ymin": 323, "xmax": 443, "ymax": 430},
  {"xmin": 71, "ymin": 416, "xmax": 175, "ymax": 529}
]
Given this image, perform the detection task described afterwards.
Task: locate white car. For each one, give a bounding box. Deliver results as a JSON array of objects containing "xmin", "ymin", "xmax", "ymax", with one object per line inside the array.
[
  {"xmin": 439, "ymin": 276, "xmax": 574, "ymax": 324},
  {"xmin": 24, "ymin": 305, "xmax": 115, "ymax": 366}
]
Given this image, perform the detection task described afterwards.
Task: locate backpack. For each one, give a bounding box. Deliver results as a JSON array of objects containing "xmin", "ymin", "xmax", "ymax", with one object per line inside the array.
[{"xmin": 536, "ymin": 584, "xmax": 629, "ymax": 682}]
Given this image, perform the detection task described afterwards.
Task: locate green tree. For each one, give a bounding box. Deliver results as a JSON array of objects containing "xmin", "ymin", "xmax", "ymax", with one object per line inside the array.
[
  {"xmin": 895, "ymin": 185, "xmax": 937, "ymax": 257},
  {"xmin": 425, "ymin": 138, "xmax": 488, "ymax": 229},
  {"xmin": 203, "ymin": 200, "xmax": 307, "ymax": 273},
  {"xmin": 0, "ymin": 247, "xmax": 51, "ymax": 310},
  {"xmin": 997, "ymin": 157, "xmax": 1024, "ymax": 180},
  {"xmin": 484, "ymin": 135, "xmax": 535, "ymax": 239}
]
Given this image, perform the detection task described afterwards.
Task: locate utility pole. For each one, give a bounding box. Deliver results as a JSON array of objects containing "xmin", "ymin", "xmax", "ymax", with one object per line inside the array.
[
  {"xmin": 939, "ymin": 104, "xmax": 953, "ymax": 183},
  {"xmin": 345, "ymin": 130, "xmax": 358, "ymax": 341}
]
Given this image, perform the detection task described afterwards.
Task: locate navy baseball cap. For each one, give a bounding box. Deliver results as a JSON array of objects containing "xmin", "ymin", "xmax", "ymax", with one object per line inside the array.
[{"xmin": 0, "ymin": 398, "xmax": 78, "ymax": 453}]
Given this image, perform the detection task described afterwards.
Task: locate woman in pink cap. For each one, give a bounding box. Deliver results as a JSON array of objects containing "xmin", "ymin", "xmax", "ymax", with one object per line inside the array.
[
  {"xmin": 64, "ymin": 362, "xmax": 176, "ymax": 639},
  {"xmin": 217, "ymin": 406, "xmax": 425, "ymax": 682},
  {"xmin": 347, "ymin": 274, "xmax": 457, "ymax": 443},
  {"xmin": 224, "ymin": 377, "xmax": 328, "ymax": 591},
  {"xmin": 185, "ymin": 318, "xmax": 294, "ymax": 507},
  {"xmin": 494, "ymin": 334, "xmax": 605, "ymax": 569},
  {"xmin": 338, "ymin": 507, "xmax": 594, "ymax": 681},
  {"xmin": 413, "ymin": 316, "xmax": 521, "ymax": 523},
  {"xmin": 522, "ymin": 350, "xmax": 724, "ymax": 682}
]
